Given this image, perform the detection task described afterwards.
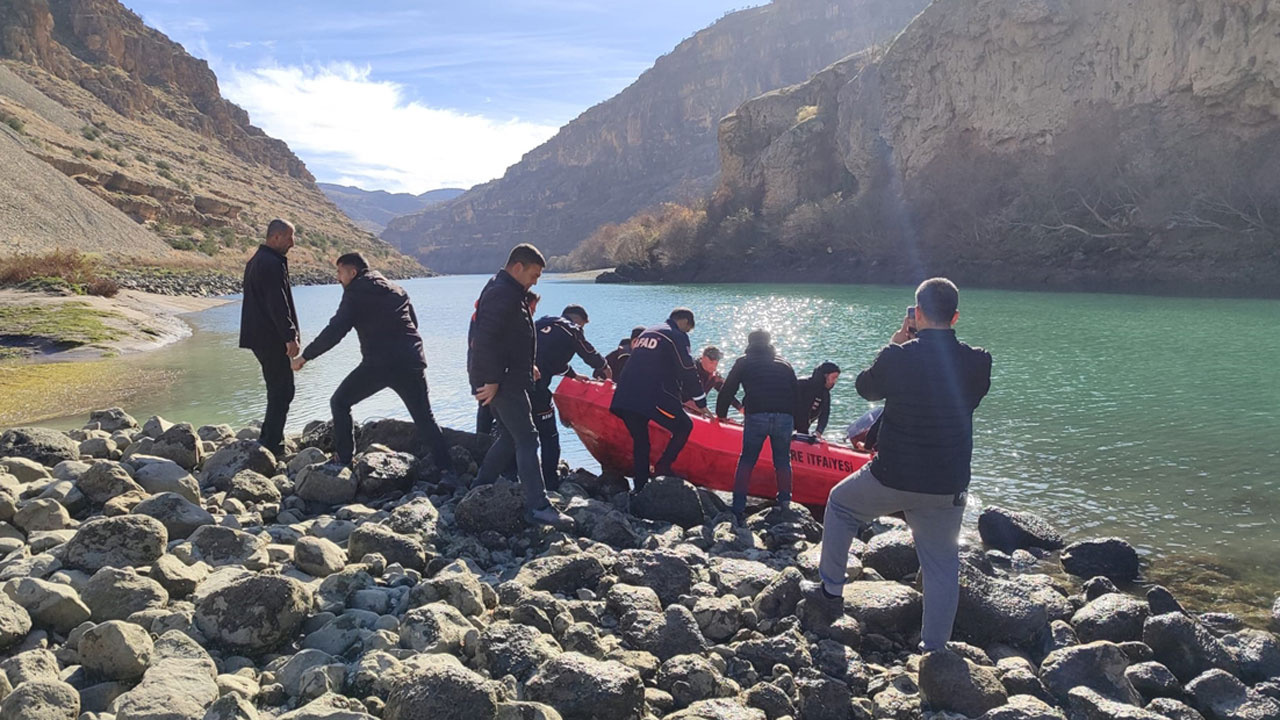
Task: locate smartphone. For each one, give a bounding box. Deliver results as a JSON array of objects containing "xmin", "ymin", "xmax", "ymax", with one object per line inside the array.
[{"xmin": 906, "ymin": 306, "xmax": 917, "ymax": 336}]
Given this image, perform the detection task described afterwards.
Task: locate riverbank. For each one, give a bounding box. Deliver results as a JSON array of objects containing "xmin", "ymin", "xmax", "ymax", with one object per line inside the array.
[
  {"xmin": 0, "ymin": 413, "xmax": 1276, "ymax": 720},
  {"xmin": 0, "ymin": 289, "xmax": 228, "ymax": 425}
]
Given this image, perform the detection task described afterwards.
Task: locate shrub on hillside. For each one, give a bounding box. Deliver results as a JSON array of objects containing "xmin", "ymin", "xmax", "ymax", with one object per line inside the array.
[
  {"xmin": 0, "ymin": 249, "xmax": 119, "ymax": 298},
  {"xmin": 568, "ymin": 202, "xmax": 708, "ymax": 270}
]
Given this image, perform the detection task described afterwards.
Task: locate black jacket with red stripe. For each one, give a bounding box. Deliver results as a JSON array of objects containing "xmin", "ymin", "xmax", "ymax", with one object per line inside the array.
[{"xmin": 610, "ymin": 319, "xmax": 706, "ymax": 420}]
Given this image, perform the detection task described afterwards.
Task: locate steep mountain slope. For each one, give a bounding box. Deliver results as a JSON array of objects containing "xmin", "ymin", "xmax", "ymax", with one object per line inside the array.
[
  {"xmin": 661, "ymin": 0, "xmax": 1280, "ymax": 295},
  {"xmin": 0, "ymin": 0, "xmax": 421, "ymax": 274},
  {"xmin": 382, "ymin": 0, "xmax": 930, "ymax": 273},
  {"xmin": 319, "ymin": 183, "xmax": 464, "ymax": 233}
]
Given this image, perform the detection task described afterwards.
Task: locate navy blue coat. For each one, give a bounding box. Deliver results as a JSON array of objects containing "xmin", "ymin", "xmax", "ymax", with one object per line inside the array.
[
  {"xmin": 301, "ymin": 270, "xmax": 426, "ymax": 368},
  {"xmin": 611, "ymin": 320, "xmax": 707, "ymax": 420},
  {"xmin": 535, "ymin": 315, "xmax": 606, "ymax": 382},
  {"xmin": 468, "ymin": 270, "xmax": 536, "ymax": 391}
]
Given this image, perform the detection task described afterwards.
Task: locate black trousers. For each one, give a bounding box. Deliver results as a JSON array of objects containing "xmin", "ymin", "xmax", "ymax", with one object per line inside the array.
[
  {"xmin": 612, "ymin": 407, "xmax": 692, "ymax": 491},
  {"xmin": 530, "ymin": 384, "xmax": 561, "ymax": 490},
  {"xmin": 251, "ymin": 346, "xmax": 295, "ymax": 454},
  {"xmin": 331, "ymin": 362, "xmax": 451, "ymax": 470}
]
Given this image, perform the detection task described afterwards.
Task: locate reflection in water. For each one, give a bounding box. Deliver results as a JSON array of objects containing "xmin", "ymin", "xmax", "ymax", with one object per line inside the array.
[{"xmin": 50, "ymin": 276, "xmax": 1280, "ymax": 600}]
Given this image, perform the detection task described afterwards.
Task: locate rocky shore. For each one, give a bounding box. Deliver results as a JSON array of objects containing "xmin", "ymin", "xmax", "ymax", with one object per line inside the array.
[
  {"xmin": 0, "ymin": 412, "xmax": 1277, "ymax": 720},
  {"xmin": 109, "ymin": 267, "xmax": 433, "ymax": 298}
]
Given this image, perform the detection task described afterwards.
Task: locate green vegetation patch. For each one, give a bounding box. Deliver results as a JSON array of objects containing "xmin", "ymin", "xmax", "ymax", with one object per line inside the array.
[{"xmin": 0, "ymin": 302, "xmax": 125, "ymax": 351}]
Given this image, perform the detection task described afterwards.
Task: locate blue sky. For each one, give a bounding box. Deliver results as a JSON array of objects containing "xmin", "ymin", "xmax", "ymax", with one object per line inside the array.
[{"xmin": 125, "ymin": 1, "xmax": 762, "ymax": 194}]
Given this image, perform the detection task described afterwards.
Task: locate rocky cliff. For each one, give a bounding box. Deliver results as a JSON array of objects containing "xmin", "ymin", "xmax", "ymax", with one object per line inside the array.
[
  {"xmin": 0, "ymin": 0, "xmax": 421, "ymax": 274},
  {"xmin": 319, "ymin": 184, "xmax": 465, "ymax": 234},
  {"xmin": 382, "ymin": 0, "xmax": 930, "ymax": 273},
  {"xmin": 693, "ymin": 0, "xmax": 1280, "ymax": 295}
]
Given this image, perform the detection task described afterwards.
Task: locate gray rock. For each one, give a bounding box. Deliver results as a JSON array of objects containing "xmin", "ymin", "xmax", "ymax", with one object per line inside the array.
[
  {"xmin": 978, "ymin": 506, "xmax": 1065, "ymax": 553},
  {"xmin": 692, "ymin": 595, "xmax": 741, "ymax": 643},
  {"xmin": 90, "ymin": 408, "xmax": 139, "ymax": 433},
  {"xmin": 80, "ymin": 619, "xmax": 154, "ymax": 680},
  {"xmin": 194, "ymin": 574, "xmax": 310, "ymax": 654},
  {"xmin": 733, "ymin": 626, "xmax": 812, "ymax": 674},
  {"xmin": 526, "ymin": 652, "xmax": 644, "ymax": 720},
  {"xmin": 347, "ymin": 523, "xmax": 425, "ymax": 571},
  {"xmin": 2, "ymin": 647, "xmax": 59, "ymax": 685},
  {"xmin": 293, "ymin": 536, "xmax": 346, "ymax": 577},
  {"xmin": 515, "ymin": 553, "xmax": 606, "ymax": 596},
  {"xmin": 1125, "ymin": 661, "xmax": 1181, "ymax": 700},
  {"xmin": 497, "ymin": 702, "xmax": 563, "ymax": 720},
  {"xmin": 1271, "ymin": 598, "xmax": 1279, "ymax": 633},
  {"xmin": 300, "ymin": 612, "xmax": 370, "ymax": 656},
  {"xmin": 295, "ymin": 463, "xmax": 357, "ymax": 505},
  {"xmin": 478, "ymin": 621, "xmax": 562, "ymax": 682},
  {"xmin": 277, "ymin": 649, "xmax": 336, "ymax": 698},
  {"xmin": 399, "ymin": 603, "xmax": 473, "ymax": 653},
  {"xmin": 1220, "ymin": 629, "xmax": 1280, "ymax": 684},
  {"xmin": 744, "ymin": 682, "xmax": 796, "ymax": 720},
  {"xmin": 202, "ymin": 441, "xmax": 277, "ymax": 491},
  {"xmin": 667, "ymin": 698, "xmax": 765, "ymax": 719},
  {"xmin": 132, "ymin": 458, "xmax": 201, "ymax": 503},
  {"xmin": 1060, "ymin": 538, "xmax": 1141, "ymax": 584},
  {"xmin": 13, "ymin": 498, "xmax": 72, "ymax": 532},
  {"xmin": 709, "ymin": 558, "xmax": 775, "ymax": 598},
  {"xmin": 841, "ymin": 580, "xmax": 922, "ymax": 636},
  {"xmin": 796, "ymin": 670, "xmax": 854, "ymax": 720},
  {"xmin": 64, "ymin": 515, "xmax": 168, "ymax": 571},
  {"xmin": 956, "ymin": 564, "xmax": 1051, "ymax": 647},
  {"xmin": 202, "ymin": 693, "xmax": 260, "ymax": 720},
  {"xmin": 863, "ymin": 529, "xmax": 919, "ymax": 580},
  {"xmin": 1073, "ymin": 593, "xmax": 1150, "ymax": 644},
  {"xmin": 81, "ymin": 566, "xmax": 168, "ymax": 621},
  {"xmin": 1067, "ymin": 687, "xmax": 1164, "ymax": 719},
  {"xmin": 151, "ymin": 555, "xmax": 208, "ymax": 598},
  {"xmin": 657, "ymin": 654, "xmax": 733, "ymax": 708},
  {"xmin": 2, "ymin": 577, "xmax": 90, "ymax": 632},
  {"xmin": 0, "ymin": 590, "xmax": 31, "ymax": 650},
  {"xmin": 385, "ymin": 496, "xmax": 441, "ymax": 536},
  {"xmin": 621, "ymin": 605, "xmax": 707, "ymax": 661},
  {"xmin": 920, "ymin": 649, "xmax": 1008, "ymax": 718},
  {"xmin": 80, "ymin": 436, "xmax": 120, "ymax": 459},
  {"xmin": 615, "ymin": 549, "xmax": 698, "ymax": 606},
  {"xmin": 385, "ymin": 657, "xmax": 500, "ymax": 720},
  {"xmin": 0, "ymin": 428, "xmax": 80, "ymax": 466},
  {"xmin": 149, "ymin": 423, "xmax": 202, "ymax": 471},
  {"xmin": 353, "ymin": 451, "xmax": 417, "ymax": 498},
  {"xmin": 111, "ymin": 658, "xmax": 220, "ymax": 720},
  {"xmin": 1000, "ymin": 666, "xmax": 1055, "ymax": 705},
  {"xmin": 1186, "ymin": 669, "xmax": 1280, "ymax": 720},
  {"xmin": 152, "ymin": 628, "xmax": 217, "ymax": 676},
  {"xmin": 141, "ymin": 416, "xmax": 174, "ymax": 439},
  {"xmin": 1, "ymin": 456, "xmax": 51, "ymax": 482},
  {"xmin": 1146, "ymin": 698, "xmax": 1207, "ymax": 720},
  {"xmin": 188, "ymin": 525, "xmax": 269, "ymax": 570},
  {"xmin": 1146, "ymin": 585, "xmax": 1188, "ymax": 616},
  {"xmin": 607, "ymin": 582, "xmax": 662, "ymax": 617},
  {"xmin": 226, "ymin": 470, "xmax": 281, "ymax": 505},
  {"xmin": 1143, "ymin": 612, "xmax": 1239, "ymax": 683},
  {"xmin": 455, "ymin": 480, "xmax": 528, "ymax": 534},
  {"xmin": 410, "ymin": 558, "xmax": 486, "ymax": 616},
  {"xmin": 1040, "ymin": 640, "xmax": 1143, "ymax": 706},
  {"xmin": 288, "ymin": 447, "xmax": 329, "ymax": 476},
  {"xmin": 978, "ymin": 695, "xmax": 1067, "ymax": 720},
  {"xmin": 133, "ymin": 492, "xmax": 215, "ymax": 539},
  {"xmin": 629, "ymin": 476, "xmax": 707, "ymax": 528},
  {"xmin": 0, "ymin": 679, "xmax": 79, "ymax": 720},
  {"xmin": 78, "ymin": 461, "xmax": 145, "ymax": 504}
]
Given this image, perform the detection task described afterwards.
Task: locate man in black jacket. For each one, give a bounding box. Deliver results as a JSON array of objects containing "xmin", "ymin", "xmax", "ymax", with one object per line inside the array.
[
  {"xmin": 610, "ymin": 309, "xmax": 707, "ymax": 491},
  {"xmin": 595, "ymin": 326, "xmax": 645, "ymax": 380},
  {"xmin": 805, "ymin": 278, "xmax": 992, "ymax": 654},
  {"xmin": 717, "ymin": 330, "xmax": 798, "ymax": 524},
  {"xmin": 239, "ymin": 219, "xmax": 300, "ymax": 456},
  {"xmin": 291, "ymin": 253, "xmax": 453, "ymax": 475},
  {"xmin": 795, "ymin": 362, "xmax": 841, "ymax": 436},
  {"xmin": 698, "ymin": 346, "xmax": 743, "ymax": 413},
  {"xmin": 533, "ymin": 304, "xmax": 608, "ymax": 489},
  {"xmin": 469, "ymin": 244, "xmax": 573, "ymax": 529}
]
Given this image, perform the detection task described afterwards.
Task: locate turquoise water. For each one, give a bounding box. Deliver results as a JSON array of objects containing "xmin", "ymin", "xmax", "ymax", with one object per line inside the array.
[{"xmin": 50, "ymin": 275, "xmax": 1280, "ymax": 600}]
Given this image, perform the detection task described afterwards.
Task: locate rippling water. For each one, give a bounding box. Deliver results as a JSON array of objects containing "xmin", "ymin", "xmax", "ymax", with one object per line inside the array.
[{"xmin": 51, "ymin": 275, "xmax": 1280, "ymax": 602}]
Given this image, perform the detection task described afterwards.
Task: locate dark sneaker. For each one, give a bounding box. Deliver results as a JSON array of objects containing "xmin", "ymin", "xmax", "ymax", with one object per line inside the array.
[
  {"xmin": 799, "ymin": 580, "xmax": 844, "ymax": 623},
  {"xmin": 526, "ymin": 506, "xmax": 575, "ymax": 530}
]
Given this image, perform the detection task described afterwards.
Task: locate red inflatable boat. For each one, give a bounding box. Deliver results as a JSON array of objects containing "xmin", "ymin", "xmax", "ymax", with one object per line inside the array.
[{"xmin": 553, "ymin": 377, "xmax": 871, "ymax": 506}]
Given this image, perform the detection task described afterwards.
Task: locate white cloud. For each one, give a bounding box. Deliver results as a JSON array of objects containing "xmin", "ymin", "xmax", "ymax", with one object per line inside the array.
[{"xmin": 219, "ymin": 62, "xmax": 559, "ymax": 194}]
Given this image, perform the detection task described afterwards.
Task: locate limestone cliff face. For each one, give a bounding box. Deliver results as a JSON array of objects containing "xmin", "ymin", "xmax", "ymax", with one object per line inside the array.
[
  {"xmin": 708, "ymin": 0, "xmax": 1280, "ymax": 294},
  {"xmin": 382, "ymin": 0, "xmax": 931, "ymax": 273},
  {"xmin": 0, "ymin": 0, "xmax": 420, "ymax": 273}
]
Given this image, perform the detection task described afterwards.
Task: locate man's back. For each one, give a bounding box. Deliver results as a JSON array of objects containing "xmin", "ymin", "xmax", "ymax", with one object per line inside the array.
[
  {"xmin": 718, "ymin": 345, "xmax": 796, "ymax": 417},
  {"xmin": 855, "ymin": 329, "xmax": 991, "ymax": 494},
  {"xmin": 535, "ymin": 316, "xmax": 604, "ymax": 381},
  {"xmin": 301, "ymin": 271, "xmax": 425, "ymax": 368},
  {"xmin": 239, "ymin": 245, "xmax": 297, "ymax": 350},
  {"xmin": 613, "ymin": 321, "xmax": 703, "ymax": 415}
]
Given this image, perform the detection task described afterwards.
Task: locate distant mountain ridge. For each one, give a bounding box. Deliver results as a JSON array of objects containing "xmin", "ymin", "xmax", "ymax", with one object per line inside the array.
[
  {"xmin": 319, "ymin": 183, "xmax": 464, "ymax": 233},
  {"xmin": 382, "ymin": 0, "xmax": 931, "ymax": 273}
]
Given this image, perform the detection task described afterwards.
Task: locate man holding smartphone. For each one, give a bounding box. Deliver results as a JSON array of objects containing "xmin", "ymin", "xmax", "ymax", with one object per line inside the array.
[{"xmin": 804, "ymin": 278, "xmax": 992, "ymax": 654}]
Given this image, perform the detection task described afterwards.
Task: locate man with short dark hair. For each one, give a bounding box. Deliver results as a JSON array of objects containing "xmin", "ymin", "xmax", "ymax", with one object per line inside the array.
[
  {"xmin": 533, "ymin": 304, "xmax": 608, "ymax": 488},
  {"xmin": 717, "ymin": 329, "xmax": 798, "ymax": 524},
  {"xmin": 469, "ymin": 244, "xmax": 573, "ymax": 528},
  {"xmin": 697, "ymin": 346, "xmax": 742, "ymax": 412},
  {"xmin": 239, "ymin": 219, "xmax": 300, "ymax": 456},
  {"xmin": 596, "ymin": 326, "xmax": 644, "ymax": 380},
  {"xmin": 610, "ymin": 308, "xmax": 707, "ymax": 491},
  {"xmin": 795, "ymin": 362, "xmax": 841, "ymax": 436},
  {"xmin": 291, "ymin": 253, "xmax": 453, "ymax": 477},
  {"xmin": 805, "ymin": 278, "xmax": 992, "ymax": 654}
]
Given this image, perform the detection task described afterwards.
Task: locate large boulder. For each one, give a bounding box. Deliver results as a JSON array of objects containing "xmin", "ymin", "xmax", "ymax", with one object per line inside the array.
[
  {"xmin": 347, "ymin": 523, "xmax": 426, "ymax": 571},
  {"xmin": 1060, "ymin": 538, "xmax": 1141, "ymax": 583},
  {"xmin": 412, "ymin": 559, "xmax": 487, "ymax": 617},
  {"xmin": 919, "ymin": 649, "xmax": 1009, "ymax": 718},
  {"xmin": 132, "ymin": 492, "xmax": 214, "ymax": 539},
  {"xmin": 1143, "ymin": 612, "xmax": 1239, "ymax": 683},
  {"xmin": 0, "ymin": 679, "xmax": 80, "ymax": 720},
  {"xmin": 293, "ymin": 536, "xmax": 347, "ymax": 578},
  {"xmin": 515, "ymin": 554, "xmax": 607, "ymax": 596},
  {"xmin": 399, "ymin": 603, "xmax": 474, "ymax": 654},
  {"xmin": 1125, "ymin": 661, "xmax": 1182, "ymax": 700},
  {"xmin": 1040, "ymin": 641, "xmax": 1143, "ymax": 706},
  {"xmin": 89, "ymin": 408, "xmax": 139, "ymax": 433},
  {"xmin": 1072, "ymin": 593, "xmax": 1150, "ymax": 644},
  {"xmin": 955, "ymin": 564, "xmax": 1051, "ymax": 647},
  {"xmin": 710, "ymin": 558, "xmax": 776, "ymax": 598},
  {"xmin": 456, "ymin": 481, "xmax": 528, "ymax": 534},
  {"xmin": 979, "ymin": 695, "xmax": 1067, "ymax": 720},
  {"xmin": 733, "ymin": 626, "xmax": 813, "ymax": 674},
  {"xmin": 1186, "ymin": 669, "xmax": 1280, "ymax": 720},
  {"xmin": 1066, "ymin": 687, "xmax": 1164, "ymax": 720},
  {"xmin": 64, "ymin": 515, "xmax": 168, "ymax": 571},
  {"xmin": 81, "ymin": 566, "xmax": 168, "ymax": 621},
  {"xmin": 841, "ymin": 581, "xmax": 923, "ymax": 636},
  {"xmin": 385, "ymin": 657, "xmax": 500, "ymax": 720},
  {"xmin": 0, "ymin": 428, "xmax": 80, "ymax": 466},
  {"xmin": 629, "ymin": 476, "xmax": 707, "ymax": 529},
  {"xmin": 131, "ymin": 459, "xmax": 200, "ymax": 503},
  {"xmin": 2, "ymin": 577, "xmax": 91, "ymax": 632},
  {"xmin": 79, "ymin": 620, "xmax": 154, "ymax": 680},
  {"xmin": 0, "ymin": 591, "xmax": 32, "ymax": 650},
  {"xmin": 862, "ymin": 529, "xmax": 919, "ymax": 580},
  {"xmin": 477, "ymin": 621, "xmax": 562, "ymax": 682},
  {"xmin": 202, "ymin": 441, "xmax": 277, "ymax": 491},
  {"xmin": 188, "ymin": 525, "xmax": 270, "ymax": 570},
  {"xmin": 1220, "ymin": 629, "xmax": 1280, "ymax": 685},
  {"xmin": 77, "ymin": 461, "xmax": 145, "ymax": 505},
  {"xmin": 977, "ymin": 506, "xmax": 1065, "ymax": 553},
  {"xmin": 194, "ymin": 574, "xmax": 310, "ymax": 653},
  {"xmin": 110, "ymin": 657, "xmax": 219, "ymax": 720},
  {"xmin": 615, "ymin": 549, "xmax": 698, "ymax": 606},
  {"xmin": 226, "ymin": 470, "xmax": 281, "ymax": 505},
  {"xmin": 353, "ymin": 451, "xmax": 417, "ymax": 497},
  {"xmin": 385, "ymin": 496, "xmax": 441, "ymax": 536},
  {"xmin": 620, "ymin": 605, "xmax": 707, "ymax": 661},
  {"xmin": 656, "ymin": 654, "xmax": 735, "ymax": 708},
  {"xmin": 149, "ymin": 423, "xmax": 202, "ymax": 471},
  {"xmin": 526, "ymin": 653, "xmax": 644, "ymax": 720},
  {"xmin": 666, "ymin": 699, "xmax": 765, "ymax": 720}
]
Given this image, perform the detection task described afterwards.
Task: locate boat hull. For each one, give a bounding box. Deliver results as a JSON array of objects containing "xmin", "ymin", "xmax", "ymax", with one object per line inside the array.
[{"xmin": 553, "ymin": 377, "xmax": 870, "ymax": 506}]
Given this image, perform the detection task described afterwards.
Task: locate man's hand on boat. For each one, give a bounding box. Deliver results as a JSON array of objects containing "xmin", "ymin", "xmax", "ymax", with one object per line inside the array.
[{"xmin": 475, "ymin": 383, "xmax": 499, "ymax": 406}]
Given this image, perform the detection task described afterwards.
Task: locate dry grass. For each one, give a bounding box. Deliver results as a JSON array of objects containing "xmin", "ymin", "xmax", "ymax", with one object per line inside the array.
[{"xmin": 0, "ymin": 249, "xmax": 120, "ymax": 297}]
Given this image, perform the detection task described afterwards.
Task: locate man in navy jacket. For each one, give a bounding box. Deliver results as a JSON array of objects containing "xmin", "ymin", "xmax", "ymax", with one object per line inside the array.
[
  {"xmin": 239, "ymin": 219, "xmax": 300, "ymax": 456},
  {"xmin": 610, "ymin": 308, "xmax": 707, "ymax": 491},
  {"xmin": 533, "ymin": 305, "xmax": 608, "ymax": 488}
]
